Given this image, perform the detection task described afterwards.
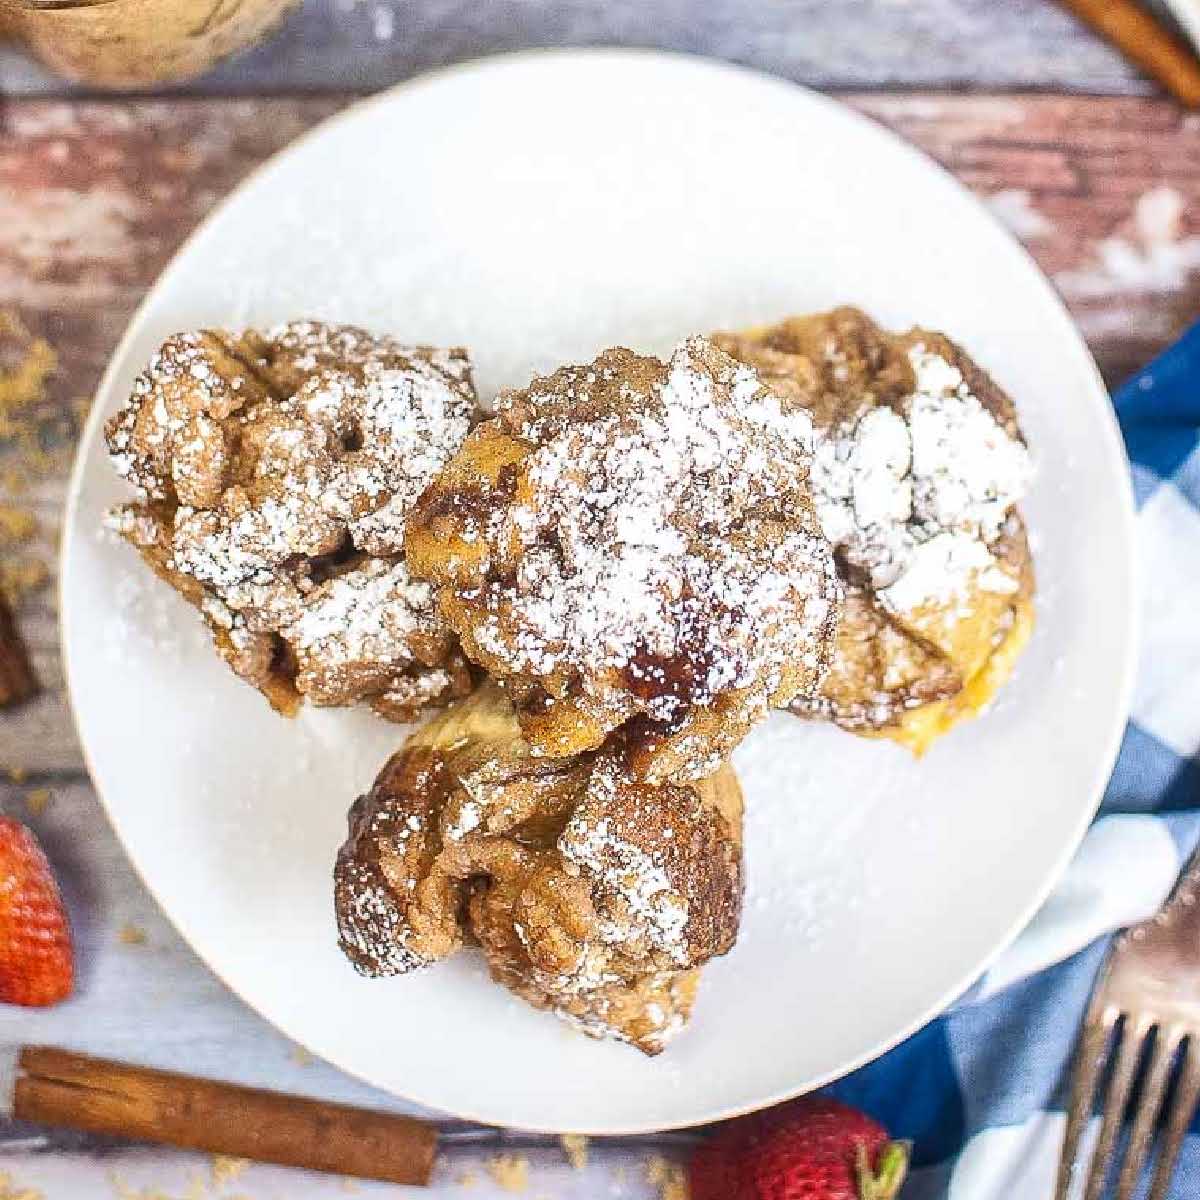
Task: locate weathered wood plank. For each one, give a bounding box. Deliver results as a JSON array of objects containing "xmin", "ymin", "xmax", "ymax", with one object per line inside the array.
[
  {"xmin": 854, "ymin": 95, "xmax": 1200, "ymax": 383},
  {"xmin": 1, "ymin": 92, "xmax": 1197, "ymax": 773},
  {"xmin": 3, "ymin": 95, "xmax": 1196, "ymax": 386},
  {"xmin": 0, "ymin": 0, "xmax": 1173, "ymax": 97}
]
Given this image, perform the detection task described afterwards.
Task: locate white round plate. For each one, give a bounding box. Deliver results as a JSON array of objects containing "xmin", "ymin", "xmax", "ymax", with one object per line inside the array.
[{"xmin": 62, "ymin": 50, "xmax": 1136, "ymax": 1133}]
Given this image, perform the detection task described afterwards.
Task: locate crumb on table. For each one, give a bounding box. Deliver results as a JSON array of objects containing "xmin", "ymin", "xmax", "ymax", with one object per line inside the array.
[
  {"xmin": 24, "ymin": 787, "xmax": 51, "ymax": 816},
  {"xmin": 209, "ymin": 1155, "xmax": 249, "ymax": 1187},
  {"xmin": 0, "ymin": 506, "xmax": 36, "ymax": 545},
  {"xmin": 645, "ymin": 1154, "xmax": 690, "ymax": 1200},
  {"xmin": 485, "ymin": 1154, "xmax": 529, "ymax": 1193},
  {"xmin": 559, "ymin": 1133, "xmax": 589, "ymax": 1171},
  {"xmin": 0, "ymin": 1167, "xmax": 44, "ymax": 1200},
  {"xmin": 0, "ymin": 558, "xmax": 49, "ymax": 605}
]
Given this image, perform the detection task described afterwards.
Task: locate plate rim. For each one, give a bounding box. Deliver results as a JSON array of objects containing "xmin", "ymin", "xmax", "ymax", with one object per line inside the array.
[{"xmin": 59, "ymin": 46, "xmax": 1139, "ymax": 1134}]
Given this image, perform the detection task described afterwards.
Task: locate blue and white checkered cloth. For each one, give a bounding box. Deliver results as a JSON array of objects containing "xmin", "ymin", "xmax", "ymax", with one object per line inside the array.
[{"xmin": 822, "ymin": 320, "xmax": 1200, "ymax": 1200}]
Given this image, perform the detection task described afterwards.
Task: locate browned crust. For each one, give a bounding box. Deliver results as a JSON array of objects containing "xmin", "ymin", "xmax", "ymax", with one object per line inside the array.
[
  {"xmin": 333, "ymin": 684, "xmax": 744, "ymax": 1054},
  {"xmin": 717, "ymin": 309, "xmax": 1034, "ymax": 741}
]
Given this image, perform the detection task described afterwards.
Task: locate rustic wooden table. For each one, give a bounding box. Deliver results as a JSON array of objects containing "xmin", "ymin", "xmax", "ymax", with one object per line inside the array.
[{"xmin": 1, "ymin": 2, "xmax": 1198, "ymax": 1197}]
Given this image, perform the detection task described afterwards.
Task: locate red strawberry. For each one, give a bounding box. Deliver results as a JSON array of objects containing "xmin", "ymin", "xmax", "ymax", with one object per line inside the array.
[
  {"xmin": 690, "ymin": 1097, "xmax": 908, "ymax": 1200},
  {"xmin": 0, "ymin": 817, "xmax": 73, "ymax": 1006}
]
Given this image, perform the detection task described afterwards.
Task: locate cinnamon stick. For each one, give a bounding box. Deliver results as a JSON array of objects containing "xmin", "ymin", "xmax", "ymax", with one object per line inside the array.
[
  {"xmin": 14, "ymin": 1046, "xmax": 437, "ymax": 1187},
  {"xmin": 1058, "ymin": 0, "xmax": 1200, "ymax": 108},
  {"xmin": 0, "ymin": 592, "xmax": 37, "ymax": 707}
]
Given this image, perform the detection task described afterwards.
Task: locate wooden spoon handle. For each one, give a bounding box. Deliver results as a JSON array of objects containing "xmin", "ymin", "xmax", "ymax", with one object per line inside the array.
[
  {"xmin": 1057, "ymin": 0, "xmax": 1200, "ymax": 108},
  {"xmin": 13, "ymin": 1046, "xmax": 437, "ymax": 1187}
]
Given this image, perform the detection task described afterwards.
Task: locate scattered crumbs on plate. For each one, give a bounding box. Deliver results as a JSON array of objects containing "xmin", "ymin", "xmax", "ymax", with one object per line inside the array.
[
  {"xmin": 485, "ymin": 1154, "xmax": 529, "ymax": 1193},
  {"xmin": 455, "ymin": 1170, "xmax": 478, "ymax": 1189},
  {"xmin": 118, "ymin": 923, "xmax": 147, "ymax": 946},
  {"xmin": 0, "ymin": 1168, "xmax": 44, "ymax": 1200},
  {"xmin": 209, "ymin": 1155, "xmax": 249, "ymax": 1187},
  {"xmin": 289, "ymin": 1044, "xmax": 314, "ymax": 1066},
  {"xmin": 339, "ymin": 1178, "xmax": 359, "ymax": 1193},
  {"xmin": 644, "ymin": 1155, "xmax": 689, "ymax": 1200},
  {"xmin": 559, "ymin": 1133, "xmax": 589, "ymax": 1171},
  {"xmin": 23, "ymin": 787, "xmax": 51, "ymax": 816}
]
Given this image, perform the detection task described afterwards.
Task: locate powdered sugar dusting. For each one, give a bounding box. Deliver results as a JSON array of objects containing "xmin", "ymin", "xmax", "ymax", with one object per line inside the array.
[
  {"xmin": 283, "ymin": 559, "xmax": 444, "ymax": 702},
  {"xmin": 561, "ymin": 773, "xmax": 690, "ymax": 967},
  {"xmin": 469, "ymin": 337, "xmax": 838, "ymax": 725},
  {"xmin": 811, "ymin": 345, "xmax": 1032, "ymax": 609},
  {"xmin": 339, "ymin": 869, "xmax": 431, "ymax": 976},
  {"xmin": 105, "ymin": 321, "xmax": 475, "ymax": 714},
  {"xmin": 879, "ymin": 531, "xmax": 1011, "ymax": 615},
  {"xmin": 548, "ymin": 968, "xmax": 693, "ymax": 1054},
  {"xmin": 908, "ymin": 349, "xmax": 1031, "ymax": 541},
  {"xmin": 335, "ymin": 796, "xmax": 435, "ymax": 976}
]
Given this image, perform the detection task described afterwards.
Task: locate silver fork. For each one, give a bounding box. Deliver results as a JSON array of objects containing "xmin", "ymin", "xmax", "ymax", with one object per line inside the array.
[{"xmin": 1056, "ymin": 845, "xmax": 1200, "ymax": 1200}]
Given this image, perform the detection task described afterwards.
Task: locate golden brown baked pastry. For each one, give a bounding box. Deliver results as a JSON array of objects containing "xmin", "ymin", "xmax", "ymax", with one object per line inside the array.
[
  {"xmin": 105, "ymin": 321, "xmax": 477, "ymax": 719},
  {"xmin": 334, "ymin": 683, "xmax": 744, "ymax": 1054},
  {"xmin": 404, "ymin": 336, "xmax": 840, "ymax": 783},
  {"xmin": 714, "ymin": 308, "xmax": 1035, "ymax": 753}
]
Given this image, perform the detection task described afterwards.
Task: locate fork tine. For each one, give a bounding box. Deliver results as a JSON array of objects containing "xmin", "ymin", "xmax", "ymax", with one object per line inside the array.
[
  {"xmin": 1084, "ymin": 1016, "xmax": 1150, "ymax": 1200},
  {"xmin": 1056, "ymin": 1006, "xmax": 1119, "ymax": 1200},
  {"xmin": 1114, "ymin": 1024, "xmax": 1182, "ymax": 1200},
  {"xmin": 1147, "ymin": 1035, "xmax": 1200, "ymax": 1200}
]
